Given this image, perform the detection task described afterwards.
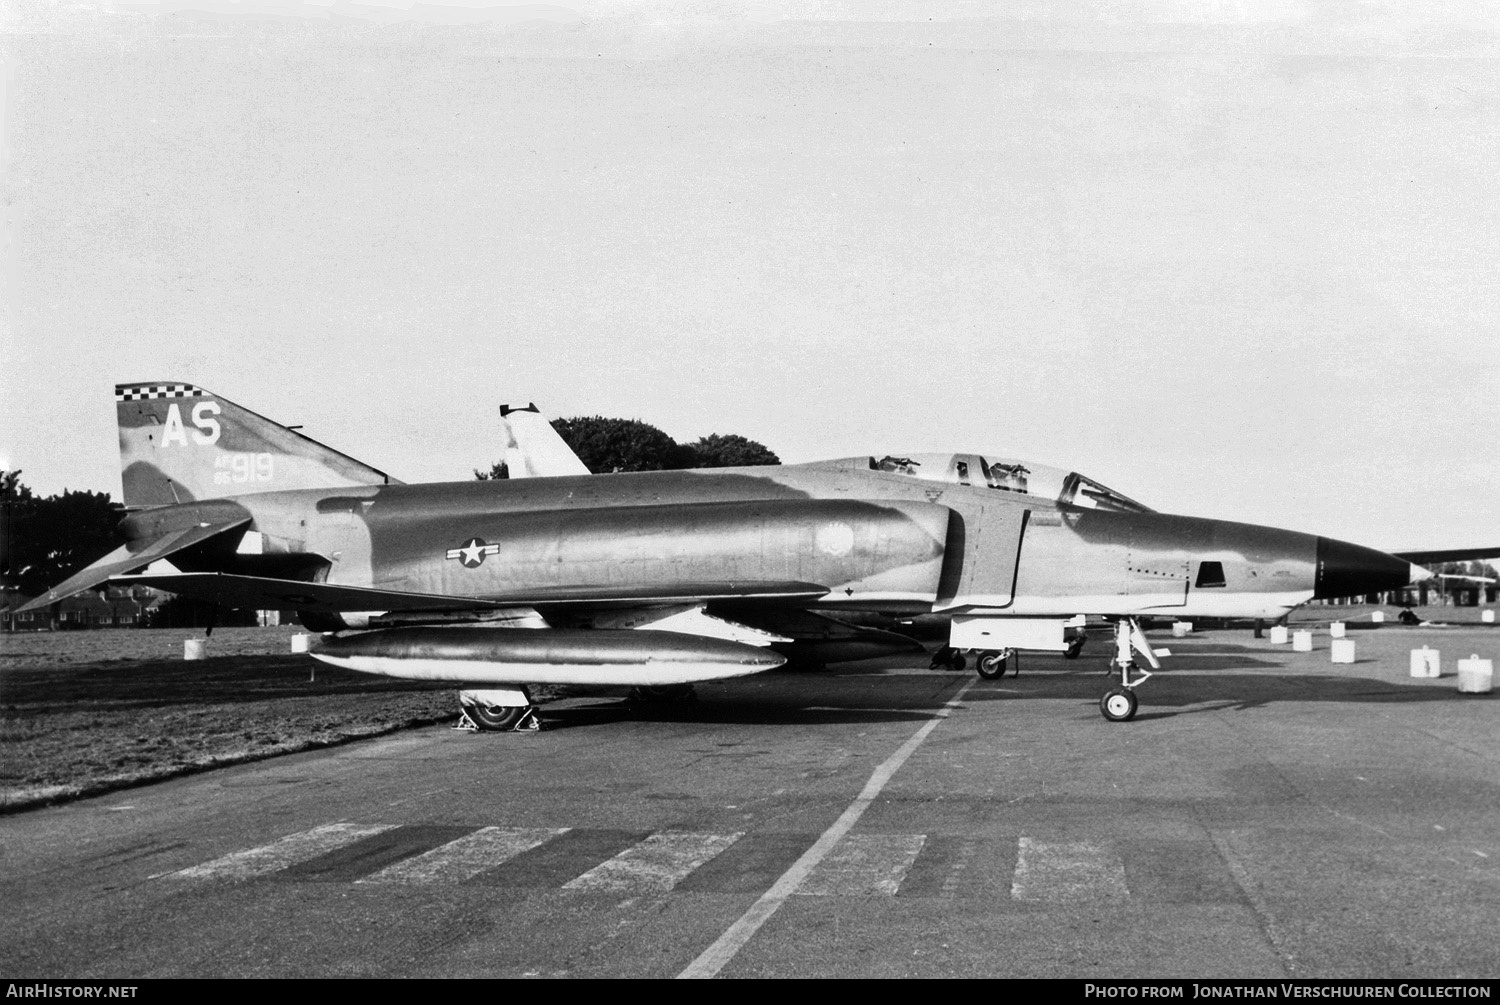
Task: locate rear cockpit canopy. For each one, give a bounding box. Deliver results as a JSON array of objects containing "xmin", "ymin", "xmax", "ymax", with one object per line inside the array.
[{"xmin": 804, "ymin": 453, "xmax": 1152, "ymax": 513}]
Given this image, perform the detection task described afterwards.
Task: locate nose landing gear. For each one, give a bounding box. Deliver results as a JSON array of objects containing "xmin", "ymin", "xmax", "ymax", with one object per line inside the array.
[{"xmin": 1100, "ymin": 618, "xmax": 1160, "ymax": 722}]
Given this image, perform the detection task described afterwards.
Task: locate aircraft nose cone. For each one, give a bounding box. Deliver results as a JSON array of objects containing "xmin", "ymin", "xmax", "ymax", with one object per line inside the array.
[{"xmin": 1314, "ymin": 537, "xmax": 1423, "ymax": 599}]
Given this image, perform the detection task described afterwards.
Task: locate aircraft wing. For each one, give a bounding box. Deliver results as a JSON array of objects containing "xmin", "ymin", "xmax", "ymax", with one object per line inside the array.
[
  {"xmin": 1393, "ymin": 547, "xmax": 1500, "ymax": 565},
  {"xmin": 17, "ymin": 517, "xmax": 251, "ymax": 612},
  {"xmin": 105, "ymin": 571, "xmax": 830, "ymax": 614}
]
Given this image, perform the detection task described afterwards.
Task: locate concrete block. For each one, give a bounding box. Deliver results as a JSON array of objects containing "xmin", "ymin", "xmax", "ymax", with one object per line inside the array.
[
  {"xmin": 1331, "ymin": 639, "xmax": 1356, "ymax": 664},
  {"xmin": 1371, "ymin": 611, "xmax": 1385, "ymax": 623},
  {"xmin": 1330, "ymin": 621, "xmax": 1346, "ymax": 638},
  {"xmin": 1457, "ymin": 655, "xmax": 1493, "ymax": 694},
  {"xmin": 1409, "ymin": 647, "xmax": 1440, "ymax": 678},
  {"xmin": 184, "ymin": 639, "xmax": 207, "ymax": 660},
  {"xmin": 1269, "ymin": 625, "xmax": 1289, "ymax": 644},
  {"xmin": 291, "ymin": 633, "xmax": 311, "ymax": 653},
  {"xmin": 1484, "ymin": 610, "xmax": 1495, "ymax": 624},
  {"xmin": 1171, "ymin": 622, "xmax": 1192, "ymax": 638},
  {"xmin": 1293, "ymin": 630, "xmax": 1313, "ymax": 652}
]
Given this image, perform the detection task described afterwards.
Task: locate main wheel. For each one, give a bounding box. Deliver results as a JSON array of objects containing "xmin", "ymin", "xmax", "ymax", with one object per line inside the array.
[
  {"xmin": 1099, "ymin": 687, "xmax": 1138, "ymax": 722},
  {"xmin": 1065, "ymin": 635, "xmax": 1086, "ymax": 660},
  {"xmin": 976, "ymin": 651, "xmax": 1007, "ymax": 680},
  {"xmin": 633, "ymin": 683, "xmax": 696, "ymax": 702},
  {"xmin": 465, "ymin": 702, "xmax": 527, "ymax": 731}
]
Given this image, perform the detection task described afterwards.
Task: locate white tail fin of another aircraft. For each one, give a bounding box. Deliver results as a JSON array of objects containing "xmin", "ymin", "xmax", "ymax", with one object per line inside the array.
[
  {"xmin": 498, "ymin": 403, "xmax": 589, "ymax": 478},
  {"xmin": 116, "ymin": 381, "xmax": 400, "ymax": 508}
]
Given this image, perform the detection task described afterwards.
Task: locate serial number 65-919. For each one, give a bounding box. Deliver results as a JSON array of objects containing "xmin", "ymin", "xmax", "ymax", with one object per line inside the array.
[{"xmin": 213, "ymin": 452, "xmax": 274, "ymax": 485}]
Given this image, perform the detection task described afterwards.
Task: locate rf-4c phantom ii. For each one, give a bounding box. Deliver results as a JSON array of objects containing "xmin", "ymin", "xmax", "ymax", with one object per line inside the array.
[{"xmin": 22, "ymin": 382, "xmax": 1461, "ymax": 727}]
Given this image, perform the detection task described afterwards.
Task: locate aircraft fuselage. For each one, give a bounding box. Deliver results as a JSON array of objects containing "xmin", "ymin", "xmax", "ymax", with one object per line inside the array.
[{"xmin": 119, "ymin": 462, "xmax": 1415, "ymax": 624}]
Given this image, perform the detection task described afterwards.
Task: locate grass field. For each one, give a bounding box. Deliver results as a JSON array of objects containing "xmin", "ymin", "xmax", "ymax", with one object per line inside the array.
[{"xmin": 0, "ymin": 627, "xmax": 462, "ymax": 812}]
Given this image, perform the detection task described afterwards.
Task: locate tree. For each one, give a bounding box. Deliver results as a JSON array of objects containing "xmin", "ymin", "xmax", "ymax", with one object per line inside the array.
[
  {"xmin": 682, "ymin": 433, "xmax": 780, "ymax": 468},
  {"xmin": 475, "ymin": 419, "xmax": 780, "ymax": 479},
  {"xmin": 548, "ymin": 416, "xmax": 690, "ymax": 474},
  {"xmin": 1, "ymin": 471, "xmax": 124, "ymax": 598}
]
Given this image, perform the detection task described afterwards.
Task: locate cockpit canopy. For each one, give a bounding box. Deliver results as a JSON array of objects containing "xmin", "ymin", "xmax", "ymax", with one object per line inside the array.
[{"xmin": 805, "ymin": 452, "xmax": 1153, "ymax": 514}]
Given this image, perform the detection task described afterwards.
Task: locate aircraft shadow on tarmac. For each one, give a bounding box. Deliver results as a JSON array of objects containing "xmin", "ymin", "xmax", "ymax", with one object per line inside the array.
[
  {"xmin": 952, "ymin": 665, "xmax": 1488, "ymax": 718},
  {"xmin": 538, "ymin": 685, "xmax": 956, "ymax": 729},
  {"xmin": 539, "ymin": 653, "xmax": 1484, "ymax": 729}
]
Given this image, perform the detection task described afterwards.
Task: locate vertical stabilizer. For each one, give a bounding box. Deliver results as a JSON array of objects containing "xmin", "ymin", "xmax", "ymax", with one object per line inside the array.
[
  {"xmin": 116, "ymin": 382, "xmax": 400, "ymax": 507},
  {"xmin": 498, "ymin": 403, "xmax": 590, "ymax": 478}
]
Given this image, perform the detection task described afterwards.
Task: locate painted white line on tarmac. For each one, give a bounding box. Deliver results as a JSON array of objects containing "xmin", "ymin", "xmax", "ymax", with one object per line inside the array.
[
  {"xmin": 565, "ymin": 831, "xmax": 743, "ymax": 894},
  {"xmin": 358, "ymin": 826, "xmax": 569, "ymax": 885},
  {"xmin": 170, "ymin": 822, "xmax": 396, "ymax": 880},
  {"xmin": 794, "ymin": 832, "xmax": 926, "ymax": 897},
  {"xmin": 678, "ymin": 676, "xmax": 977, "ymax": 979},
  {"xmin": 1011, "ymin": 837, "xmax": 1128, "ymax": 903}
]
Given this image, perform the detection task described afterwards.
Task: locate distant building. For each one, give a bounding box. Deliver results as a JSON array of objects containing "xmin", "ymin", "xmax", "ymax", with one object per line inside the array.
[
  {"xmin": 1, "ymin": 592, "xmax": 41, "ymax": 631},
  {"xmin": 2, "ymin": 584, "xmax": 168, "ymax": 631}
]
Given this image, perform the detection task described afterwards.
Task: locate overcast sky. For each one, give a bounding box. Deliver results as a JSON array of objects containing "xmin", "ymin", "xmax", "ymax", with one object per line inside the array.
[{"xmin": 3, "ymin": 1, "xmax": 1496, "ymax": 551}]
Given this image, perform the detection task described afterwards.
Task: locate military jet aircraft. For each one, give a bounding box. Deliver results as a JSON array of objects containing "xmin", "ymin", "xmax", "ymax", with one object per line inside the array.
[{"xmin": 22, "ymin": 382, "xmax": 1441, "ymax": 727}]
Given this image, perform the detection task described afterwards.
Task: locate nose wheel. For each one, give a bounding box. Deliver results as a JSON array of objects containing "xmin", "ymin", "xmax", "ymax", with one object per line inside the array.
[
  {"xmin": 1100, "ymin": 687, "xmax": 1138, "ymax": 722},
  {"xmin": 1099, "ymin": 618, "xmax": 1158, "ymax": 722}
]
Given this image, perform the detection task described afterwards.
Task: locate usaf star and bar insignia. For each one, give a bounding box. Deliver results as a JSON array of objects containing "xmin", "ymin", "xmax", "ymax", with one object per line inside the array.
[{"xmin": 446, "ymin": 537, "xmax": 501, "ymax": 568}]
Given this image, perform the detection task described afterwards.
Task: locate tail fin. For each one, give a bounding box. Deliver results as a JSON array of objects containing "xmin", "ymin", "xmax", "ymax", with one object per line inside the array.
[
  {"xmin": 116, "ymin": 381, "xmax": 400, "ymax": 507},
  {"xmin": 497, "ymin": 403, "xmax": 590, "ymax": 478}
]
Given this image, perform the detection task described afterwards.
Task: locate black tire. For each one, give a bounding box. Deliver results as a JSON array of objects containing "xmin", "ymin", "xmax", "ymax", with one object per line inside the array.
[
  {"xmin": 950, "ymin": 653, "xmax": 966, "ymax": 673},
  {"xmin": 633, "ymin": 683, "xmax": 696, "ymax": 702},
  {"xmin": 1065, "ymin": 636, "xmax": 1086, "ymax": 660},
  {"xmin": 976, "ymin": 651, "xmax": 1007, "ymax": 680},
  {"xmin": 465, "ymin": 702, "xmax": 527, "ymax": 731},
  {"xmin": 1099, "ymin": 687, "xmax": 1138, "ymax": 722}
]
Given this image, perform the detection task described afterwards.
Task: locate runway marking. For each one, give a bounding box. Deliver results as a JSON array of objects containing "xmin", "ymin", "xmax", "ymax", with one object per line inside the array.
[
  {"xmin": 1011, "ymin": 837, "xmax": 1128, "ymax": 904},
  {"xmin": 674, "ymin": 832, "xmax": 816, "ymax": 894},
  {"xmin": 562, "ymin": 831, "xmax": 743, "ymax": 893},
  {"xmin": 357, "ymin": 827, "xmax": 569, "ymax": 885},
  {"xmin": 170, "ymin": 823, "xmax": 396, "ymax": 881},
  {"xmin": 795, "ymin": 833, "xmax": 926, "ymax": 896},
  {"xmin": 161, "ymin": 819, "xmax": 1249, "ymax": 908},
  {"xmin": 896, "ymin": 834, "xmax": 979, "ymax": 899},
  {"xmin": 677, "ymin": 675, "xmax": 977, "ymax": 979}
]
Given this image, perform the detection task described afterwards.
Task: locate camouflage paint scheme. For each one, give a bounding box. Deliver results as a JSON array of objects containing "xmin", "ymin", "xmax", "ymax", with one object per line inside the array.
[{"xmin": 25, "ymin": 383, "xmax": 1424, "ymax": 692}]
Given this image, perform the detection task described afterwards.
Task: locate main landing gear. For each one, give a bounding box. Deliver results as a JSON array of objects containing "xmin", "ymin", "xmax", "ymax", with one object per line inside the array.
[
  {"xmin": 629, "ymin": 683, "xmax": 697, "ymax": 703},
  {"xmin": 458, "ymin": 687, "xmax": 541, "ymax": 732},
  {"xmin": 929, "ymin": 646, "xmax": 966, "ymax": 672},
  {"xmin": 932, "ymin": 646, "xmax": 1021, "ymax": 678},
  {"xmin": 976, "ymin": 648, "xmax": 1015, "ymax": 680},
  {"xmin": 1100, "ymin": 617, "xmax": 1159, "ymax": 722}
]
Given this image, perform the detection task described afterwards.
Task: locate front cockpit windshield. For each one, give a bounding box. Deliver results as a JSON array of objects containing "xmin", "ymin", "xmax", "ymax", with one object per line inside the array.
[{"xmin": 865, "ymin": 453, "xmax": 1152, "ymax": 513}]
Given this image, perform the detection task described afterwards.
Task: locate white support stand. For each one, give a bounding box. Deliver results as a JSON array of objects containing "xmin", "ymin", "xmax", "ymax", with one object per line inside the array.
[{"xmin": 1457, "ymin": 655, "xmax": 1494, "ymax": 695}]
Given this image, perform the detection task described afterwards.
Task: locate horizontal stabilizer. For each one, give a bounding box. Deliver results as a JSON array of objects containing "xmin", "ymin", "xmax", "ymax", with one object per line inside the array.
[{"xmin": 17, "ymin": 517, "xmax": 250, "ymax": 612}]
